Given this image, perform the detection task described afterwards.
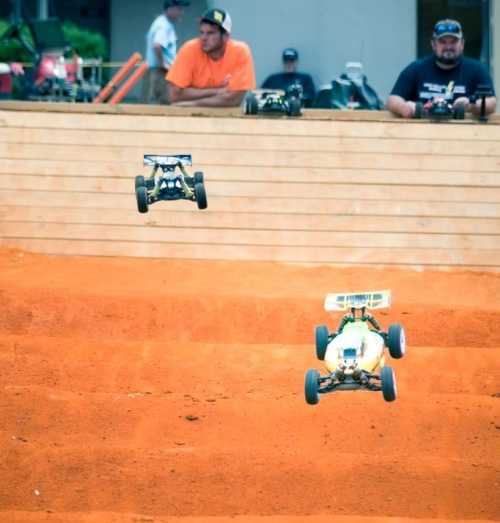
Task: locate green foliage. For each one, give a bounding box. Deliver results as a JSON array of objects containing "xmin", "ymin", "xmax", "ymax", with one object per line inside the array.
[
  {"xmin": 61, "ymin": 21, "xmax": 107, "ymax": 59},
  {"xmin": 0, "ymin": 18, "xmax": 107, "ymax": 62},
  {"xmin": 0, "ymin": 19, "xmax": 34, "ymax": 62}
]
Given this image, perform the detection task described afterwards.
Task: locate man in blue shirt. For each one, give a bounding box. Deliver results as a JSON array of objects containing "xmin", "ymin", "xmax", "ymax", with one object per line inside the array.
[
  {"xmin": 143, "ymin": 0, "xmax": 190, "ymax": 104},
  {"xmin": 262, "ymin": 48, "xmax": 316, "ymax": 108},
  {"xmin": 387, "ymin": 19, "xmax": 496, "ymax": 118}
]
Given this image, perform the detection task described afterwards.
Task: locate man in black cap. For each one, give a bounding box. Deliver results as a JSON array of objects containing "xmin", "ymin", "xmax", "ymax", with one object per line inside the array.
[
  {"xmin": 261, "ymin": 48, "xmax": 316, "ymax": 107},
  {"xmin": 167, "ymin": 7, "xmax": 255, "ymax": 106},
  {"xmin": 387, "ymin": 19, "xmax": 496, "ymax": 118},
  {"xmin": 143, "ymin": 0, "xmax": 190, "ymax": 104}
]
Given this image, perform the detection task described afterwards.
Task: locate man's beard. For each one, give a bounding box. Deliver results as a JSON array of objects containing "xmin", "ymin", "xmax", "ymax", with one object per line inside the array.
[{"xmin": 435, "ymin": 51, "xmax": 462, "ymax": 67}]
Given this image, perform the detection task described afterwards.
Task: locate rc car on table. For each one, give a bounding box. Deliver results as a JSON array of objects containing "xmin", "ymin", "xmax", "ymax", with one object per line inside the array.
[
  {"xmin": 135, "ymin": 154, "xmax": 207, "ymax": 213},
  {"xmin": 304, "ymin": 290, "xmax": 406, "ymax": 405},
  {"xmin": 413, "ymin": 81, "xmax": 465, "ymax": 121},
  {"xmin": 244, "ymin": 83, "xmax": 303, "ymax": 117}
]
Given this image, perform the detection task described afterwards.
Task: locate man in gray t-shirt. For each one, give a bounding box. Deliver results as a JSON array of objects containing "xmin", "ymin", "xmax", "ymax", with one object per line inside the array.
[{"xmin": 142, "ymin": 0, "xmax": 190, "ymax": 104}]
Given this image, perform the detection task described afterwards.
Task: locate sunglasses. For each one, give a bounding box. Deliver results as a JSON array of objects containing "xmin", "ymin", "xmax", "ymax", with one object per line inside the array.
[{"xmin": 434, "ymin": 22, "xmax": 462, "ymax": 36}]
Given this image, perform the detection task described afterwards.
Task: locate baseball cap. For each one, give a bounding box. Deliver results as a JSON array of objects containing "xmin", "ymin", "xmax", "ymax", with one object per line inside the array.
[
  {"xmin": 282, "ymin": 48, "xmax": 298, "ymax": 61},
  {"xmin": 201, "ymin": 8, "xmax": 232, "ymax": 33},
  {"xmin": 164, "ymin": 0, "xmax": 190, "ymax": 8},
  {"xmin": 433, "ymin": 19, "xmax": 463, "ymax": 39}
]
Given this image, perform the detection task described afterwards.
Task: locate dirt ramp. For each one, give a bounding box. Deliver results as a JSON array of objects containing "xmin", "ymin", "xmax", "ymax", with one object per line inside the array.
[
  {"xmin": 7, "ymin": 514, "xmax": 500, "ymax": 523},
  {"xmin": 0, "ymin": 249, "xmax": 499, "ymax": 522},
  {"xmin": 2, "ymin": 289, "xmax": 500, "ymax": 347}
]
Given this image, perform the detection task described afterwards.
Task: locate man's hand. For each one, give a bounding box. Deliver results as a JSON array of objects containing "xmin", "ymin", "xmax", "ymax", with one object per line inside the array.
[
  {"xmin": 217, "ymin": 75, "xmax": 231, "ymax": 88},
  {"xmin": 453, "ymin": 96, "xmax": 470, "ymax": 111},
  {"xmin": 401, "ymin": 101, "xmax": 416, "ymax": 119}
]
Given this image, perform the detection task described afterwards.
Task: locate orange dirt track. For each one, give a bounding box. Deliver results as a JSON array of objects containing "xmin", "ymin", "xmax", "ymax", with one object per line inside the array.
[{"xmin": 1, "ymin": 247, "xmax": 499, "ymax": 523}]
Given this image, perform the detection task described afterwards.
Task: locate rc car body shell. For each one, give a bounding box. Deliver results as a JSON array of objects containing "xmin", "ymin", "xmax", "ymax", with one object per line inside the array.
[{"xmin": 324, "ymin": 323, "xmax": 386, "ymax": 374}]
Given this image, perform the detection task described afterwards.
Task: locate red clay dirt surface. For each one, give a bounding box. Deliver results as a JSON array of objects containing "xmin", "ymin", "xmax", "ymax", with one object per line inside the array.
[{"xmin": 0, "ymin": 247, "xmax": 499, "ymax": 523}]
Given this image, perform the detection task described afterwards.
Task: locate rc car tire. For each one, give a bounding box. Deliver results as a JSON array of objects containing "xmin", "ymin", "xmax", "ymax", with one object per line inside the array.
[
  {"xmin": 315, "ymin": 325, "xmax": 329, "ymax": 361},
  {"xmin": 453, "ymin": 104, "xmax": 465, "ymax": 120},
  {"xmin": 413, "ymin": 101, "xmax": 424, "ymax": 119},
  {"xmin": 135, "ymin": 175, "xmax": 145, "ymax": 189},
  {"xmin": 381, "ymin": 365, "xmax": 397, "ymax": 402},
  {"xmin": 193, "ymin": 171, "xmax": 204, "ymax": 185},
  {"xmin": 194, "ymin": 182, "xmax": 208, "ymax": 210},
  {"xmin": 288, "ymin": 97, "xmax": 302, "ymax": 117},
  {"xmin": 387, "ymin": 323, "xmax": 406, "ymax": 359},
  {"xmin": 305, "ymin": 368, "xmax": 320, "ymax": 405},
  {"xmin": 245, "ymin": 93, "xmax": 259, "ymax": 115},
  {"xmin": 136, "ymin": 186, "xmax": 149, "ymax": 213}
]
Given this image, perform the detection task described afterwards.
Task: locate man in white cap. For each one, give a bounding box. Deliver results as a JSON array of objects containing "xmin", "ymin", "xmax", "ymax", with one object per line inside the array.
[
  {"xmin": 167, "ymin": 7, "xmax": 256, "ymax": 107},
  {"xmin": 387, "ymin": 19, "xmax": 496, "ymax": 118}
]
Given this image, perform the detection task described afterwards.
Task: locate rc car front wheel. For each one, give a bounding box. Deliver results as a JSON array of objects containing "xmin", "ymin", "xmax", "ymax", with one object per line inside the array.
[
  {"xmin": 135, "ymin": 175, "xmax": 145, "ymax": 189},
  {"xmin": 387, "ymin": 323, "xmax": 406, "ymax": 359},
  {"xmin": 287, "ymin": 97, "xmax": 302, "ymax": 117},
  {"xmin": 315, "ymin": 325, "xmax": 329, "ymax": 361},
  {"xmin": 453, "ymin": 104, "xmax": 466, "ymax": 120},
  {"xmin": 194, "ymin": 182, "xmax": 207, "ymax": 210},
  {"xmin": 304, "ymin": 368, "xmax": 320, "ymax": 405},
  {"xmin": 381, "ymin": 365, "xmax": 397, "ymax": 402},
  {"xmin": 245, "ymin": 93, "xmax": 259, "ymax": 115},
  {"xmin": 414, "ymin": 101, "xmax": 423, "ymax": 119},
  {"xmin": 136, "ymin": 186, "xmax": 149, "ymax": 213},
  {"xmin": 193, "ymin": 171, "xmax": 204, "ymax": 185}
]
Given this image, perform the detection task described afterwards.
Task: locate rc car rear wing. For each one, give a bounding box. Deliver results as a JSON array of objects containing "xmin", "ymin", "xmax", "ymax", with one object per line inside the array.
[
  {"xmin": 324, "ymin": 290, "xmax": 391, "ymax": 311},
  {"xmin": 143, "ymin": 154, "xmax": 192, "ymax": 167}
]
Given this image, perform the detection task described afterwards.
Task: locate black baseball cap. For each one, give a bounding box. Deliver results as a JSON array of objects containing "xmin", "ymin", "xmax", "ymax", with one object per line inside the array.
[
  {"xmin": 433, "ymin": 19, "xmax": 463, "ymax": 39},
  {"xmin": 164, "ymin": 0, "xmax": 190, "ymax": 9},
  {"xmin": 282, "ymin": 48, "xmax": 298, "ymax": 61},
  {"xmin": 201, "ymin": 8, "xmax": 232, "ymax": 33}
]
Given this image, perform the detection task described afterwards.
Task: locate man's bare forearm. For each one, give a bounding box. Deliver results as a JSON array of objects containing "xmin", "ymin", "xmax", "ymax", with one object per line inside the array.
[
  {"xmin": 386, "ymin": 95, "xmax": 414, "ymax": 118},
  {"xmin": 172, "ymin": 90, "xmax": 246, "ymax": 107},
  {"xmin": 168, "ymin": 84, "xmax": 222, "ymax": 103}
]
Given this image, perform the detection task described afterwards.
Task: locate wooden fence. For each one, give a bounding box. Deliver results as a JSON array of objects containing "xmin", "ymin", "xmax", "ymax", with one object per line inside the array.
[{"xmin": 0, "ymin": 101, "xmax": 499, "ymax": 269}]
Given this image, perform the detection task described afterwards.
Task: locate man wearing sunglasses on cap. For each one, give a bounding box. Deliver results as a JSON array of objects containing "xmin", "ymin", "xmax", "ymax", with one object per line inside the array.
[{"xmin": 387, "ymin": 19, "xmax": 496, "ymax": 118}]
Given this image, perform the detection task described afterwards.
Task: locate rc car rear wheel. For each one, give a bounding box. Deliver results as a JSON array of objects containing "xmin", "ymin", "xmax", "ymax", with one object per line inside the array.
[
  {"xmin": 453, "ymin": 104, "xmax": 465, "ymax": 120},
  {"xmin": 381, "ymin": 365, "xmax": 397, "ymax": 402},
  {"xmin": 315, "ymin": 325, "xmax": 329, "ymax": 361},
  {"xmin": 288, "ymin": 97, "xmax": 302, "ymax": 117},
  {"xmin": 305, "ymin": 368, "xmax": 320, "ymax": 405},
  {"xmin": 136, "ymin": 186, "xmax": 149, "ymax": 213},
  {"xmin": 414, "ymin": 101, "xmax": 423, "ymax": 119},
  {"xmin": 245, "ymin": 93, "xmax": 259, "ymax": 115},
  {"xmin": 387, "ymin": 323, "xmax": 405, "ymax": 359},
  {"xmin": 135, "ymin": 175, "xmax": 145, "ymax": 189},
  {"xmin": 194, "ymin": 182, "xmax": 207, "ymax": 210},
  {"xmin": 193, "ymin": 171, "xmax": 204, "ymax": 185}
]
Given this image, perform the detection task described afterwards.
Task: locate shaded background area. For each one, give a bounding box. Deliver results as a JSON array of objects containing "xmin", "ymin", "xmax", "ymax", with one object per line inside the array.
[{"xmin": 418, "ymin": 0, "xmax": 490, "ymax": 64}]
